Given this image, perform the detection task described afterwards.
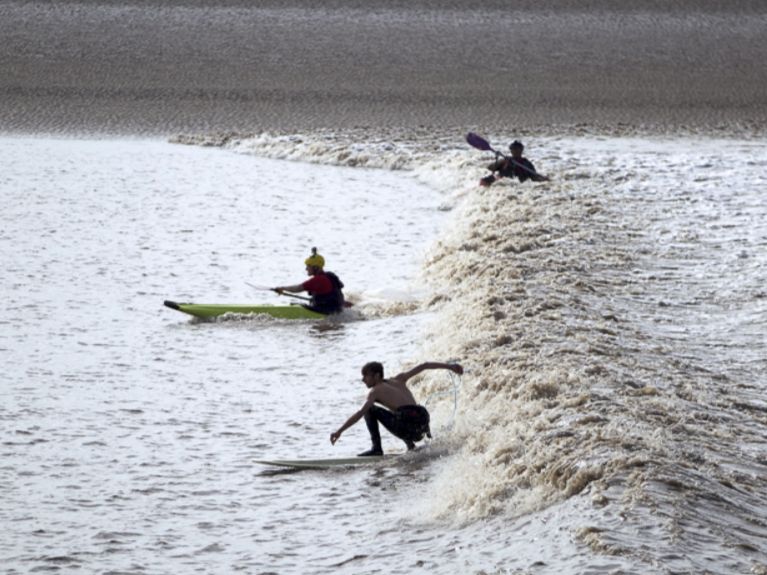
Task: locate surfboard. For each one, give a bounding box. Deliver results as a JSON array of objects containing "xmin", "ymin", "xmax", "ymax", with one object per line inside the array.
[{"xmin": 255, "ymin": 455, "xmax": 395, "ymax": 469}]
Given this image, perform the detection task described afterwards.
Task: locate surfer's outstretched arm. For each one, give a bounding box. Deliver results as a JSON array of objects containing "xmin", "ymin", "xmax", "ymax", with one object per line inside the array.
[
  {"xmin": 394, "ymin": 362, "xmax": 463, "ymax": 384},
  {"xmin": 330, "ymin": 393, "xmax": 376, "ymax": 445}
]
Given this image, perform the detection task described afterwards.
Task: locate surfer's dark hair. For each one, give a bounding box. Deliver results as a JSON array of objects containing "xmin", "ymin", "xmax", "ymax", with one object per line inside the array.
[{"xmin": 362, "ymin": 361, "xmax": 384, "ymax": 378}]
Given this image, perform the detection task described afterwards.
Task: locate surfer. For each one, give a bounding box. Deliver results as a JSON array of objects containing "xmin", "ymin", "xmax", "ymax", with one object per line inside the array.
[
  {"xmin": 330, "ymin": 361, "xmax": 464, "ymax": 456},
  {"xmin": 480, "ymin": 140, "xmax": 549, "ymax": 186},
  {"xmin": 273, "ymin": 247, "xmax": 345, "ymax": 314}
]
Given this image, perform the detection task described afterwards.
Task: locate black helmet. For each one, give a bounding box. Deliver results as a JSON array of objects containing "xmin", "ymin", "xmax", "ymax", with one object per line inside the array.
[{"xmin": 509, "ymin": 140, "xmax": 524, "ymax": 151}]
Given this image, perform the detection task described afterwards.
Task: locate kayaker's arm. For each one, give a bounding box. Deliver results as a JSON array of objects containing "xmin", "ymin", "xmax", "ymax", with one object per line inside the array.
[
  {"xmin": 482, "ymin": 158, "xmax": 507, "ymax": 184},
  {"xmin": 330, "ymin": 393, "xmax": 376, "ymax": 445},
  {"xmin": 273, "ymin": 284, "xmax": 305, "ymax": 294},
  {"xmin": 513, "ymin": 158, "xmax": 549, "ymax": 182}
]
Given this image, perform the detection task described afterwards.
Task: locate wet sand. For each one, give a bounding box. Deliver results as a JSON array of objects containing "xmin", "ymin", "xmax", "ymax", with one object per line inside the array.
[{"xmin": 1, "ymin": 0, "xmax": 766, "ymax": 136}]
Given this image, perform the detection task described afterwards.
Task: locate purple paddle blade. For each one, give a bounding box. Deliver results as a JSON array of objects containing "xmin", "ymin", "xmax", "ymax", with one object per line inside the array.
[{"xmin": 466, "ymin": 132, "xmax": 493, "ymax": 151}]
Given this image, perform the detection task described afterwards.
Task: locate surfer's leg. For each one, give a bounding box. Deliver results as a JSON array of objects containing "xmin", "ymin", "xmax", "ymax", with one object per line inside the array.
[
  {"xmin": 371, "ymin": 406, "xmax": 419, "ymax": 450},
  {"xmin": 360, "ymin": 406, "xmax": 387, "ymax": 456}
]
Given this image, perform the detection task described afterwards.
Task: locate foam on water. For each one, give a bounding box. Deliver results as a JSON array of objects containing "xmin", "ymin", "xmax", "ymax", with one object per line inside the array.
[{"xmin": 426, "ymin": 137, "xmax": 767, "ymax": 571}]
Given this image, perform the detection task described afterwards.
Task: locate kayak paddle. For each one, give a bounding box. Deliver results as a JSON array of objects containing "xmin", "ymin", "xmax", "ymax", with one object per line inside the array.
[
  {"xmin": 277, "ymin": 290, "xmax": 354, "ymax": 308},
  {"xmin": 466, "ymin": 132, "xmax": 501, "ymax": 155},
  {"xmin": 247, "ymin": 281, "xmax": 353, "ymax": 307},
  {"xmin": 466, "ymin": 132, "xmax": 546, "ymax": 180}
]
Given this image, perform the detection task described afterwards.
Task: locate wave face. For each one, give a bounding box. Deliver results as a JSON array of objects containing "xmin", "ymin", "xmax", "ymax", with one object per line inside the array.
[
  {"xmin": 426, "ymin": 137, "xmax": 767, "ymax": 572},
  {"xmin": 223, "ymin": 132, "xmax": 767, "ymax": 573}
]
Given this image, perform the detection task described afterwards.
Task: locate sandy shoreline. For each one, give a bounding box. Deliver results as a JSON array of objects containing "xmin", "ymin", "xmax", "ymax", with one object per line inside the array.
[{"xmin": 2, "ymin": 1, "xmax": 766, "ymax": 137}]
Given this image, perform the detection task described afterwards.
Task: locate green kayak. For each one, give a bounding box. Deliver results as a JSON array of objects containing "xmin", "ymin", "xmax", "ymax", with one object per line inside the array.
[{"xmin": 163, "ymin": 300, "xmax": 327, "ymax": 320}]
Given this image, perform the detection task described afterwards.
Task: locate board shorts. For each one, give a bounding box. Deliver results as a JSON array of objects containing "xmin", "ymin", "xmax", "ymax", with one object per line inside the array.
[
  {"xmin": 368, "ymin": 404, "xmax": 431, "ymax": 443},
  {"xmin": 395, "ymin": 405, "xmax": 431, "ymax": 440}
]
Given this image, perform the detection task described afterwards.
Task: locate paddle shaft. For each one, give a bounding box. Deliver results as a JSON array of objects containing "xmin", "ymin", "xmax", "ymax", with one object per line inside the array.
[
  {"xmin": 246, "ymin": 282, "xmax": 312, "ymax": 302},
  {"xmin": 247, "ymin": 281, "xmax": 353, "ymax": 307},
  {"xmin": 245, "ymin": 281, "xmax": 273, "ymax": 291},
  {"xmin": 280, "ymin": 292, "xmax": 311, "ymax": 302}
]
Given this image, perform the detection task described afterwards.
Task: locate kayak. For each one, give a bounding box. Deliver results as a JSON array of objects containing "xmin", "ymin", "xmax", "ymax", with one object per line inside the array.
[{"xmin": 163, "ymin": 300, "xmax": 327, "ymax": 320}]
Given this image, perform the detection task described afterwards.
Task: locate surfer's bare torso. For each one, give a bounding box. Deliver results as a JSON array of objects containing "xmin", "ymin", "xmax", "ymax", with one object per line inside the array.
[{"xmin": 368, "ymin": 376, "xmax": 417, "ymax": 411}]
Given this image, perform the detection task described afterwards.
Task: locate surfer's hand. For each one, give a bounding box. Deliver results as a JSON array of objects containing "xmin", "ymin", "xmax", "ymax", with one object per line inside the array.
[
  {"xmin": 450, "ymin": 363, "xmax": 464, "ymax": 375},
  {"xmin": 273, "ymin": 287, "xmax": 283, "ymax": 294},
  {"xmin": 330, "ymin": 431, "xmax": 341, "ymax": 445}
]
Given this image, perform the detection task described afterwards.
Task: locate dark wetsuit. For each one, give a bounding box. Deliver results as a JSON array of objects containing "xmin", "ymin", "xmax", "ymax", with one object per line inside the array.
[
  {"xmin": 484, "ymin": 156, "xmax": 545, "ymax": 183},
  {"xmin": 364, "ymin": 404, "xmax": 431, "ymax": 451}
]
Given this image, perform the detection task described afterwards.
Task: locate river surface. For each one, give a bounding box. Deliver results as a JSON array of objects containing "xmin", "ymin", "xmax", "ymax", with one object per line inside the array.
[{"xmin": 0, "ymin": 136, "xmax": 455, "ymax": 574}]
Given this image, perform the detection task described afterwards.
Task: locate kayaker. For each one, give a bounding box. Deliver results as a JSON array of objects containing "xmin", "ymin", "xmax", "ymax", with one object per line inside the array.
[
  {"xmin": 480, "ymin": 140, "xmax": 549, "ymax": 186},
  {"xmin": 273, "ymin": 247, "xmax": 345, "ymax": 314},
  {"xmin": 330, "ymin": 361, "xmax": 464, "ymax": 456}
]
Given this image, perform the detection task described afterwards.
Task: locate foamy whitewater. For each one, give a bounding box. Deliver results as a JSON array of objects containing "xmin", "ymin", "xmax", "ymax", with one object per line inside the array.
[
  {"xmin": 3, "ymin": 131, "xmax": 766, "ymax": 574},
  {"xmin": 216, "ymin": 133, "xmax": 767, "ymax": 570}
]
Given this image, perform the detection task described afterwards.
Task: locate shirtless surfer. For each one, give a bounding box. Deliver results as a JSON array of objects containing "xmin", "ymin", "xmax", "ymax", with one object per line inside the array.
[{"xmin": 330, "ymin": 361, "xmax": 464, "ymax": 456}]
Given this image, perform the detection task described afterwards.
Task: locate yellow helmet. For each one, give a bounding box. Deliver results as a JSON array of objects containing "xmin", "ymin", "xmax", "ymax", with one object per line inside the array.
[{"xmin": 304, "ymin": 247, "xmax": 325, "ymax": 269}]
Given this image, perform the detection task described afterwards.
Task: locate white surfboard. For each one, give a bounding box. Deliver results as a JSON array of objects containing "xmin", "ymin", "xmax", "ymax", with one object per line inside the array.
[{"xmin": 255, "ymin": 455, "xmax": 396, "ymax": 469}]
